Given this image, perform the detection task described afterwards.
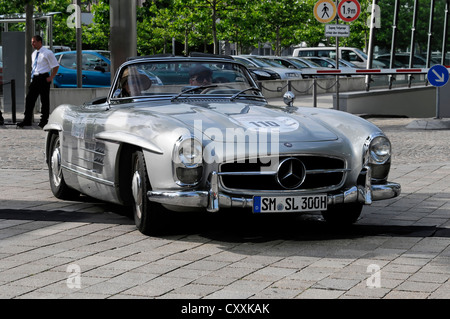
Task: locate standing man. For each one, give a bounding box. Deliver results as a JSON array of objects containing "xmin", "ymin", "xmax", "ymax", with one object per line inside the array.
[{"xmin": 17, "ymin": 35, "xmax": 59, "ymax": 128}]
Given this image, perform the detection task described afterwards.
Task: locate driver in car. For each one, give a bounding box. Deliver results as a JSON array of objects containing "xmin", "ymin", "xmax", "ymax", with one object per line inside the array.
[{"xmin": 189, "ymin": 65, "xmax": 213, "ymax": 86}]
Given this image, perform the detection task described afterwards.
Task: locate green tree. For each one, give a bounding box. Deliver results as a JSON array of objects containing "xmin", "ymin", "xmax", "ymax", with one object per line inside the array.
[{"xmin": 83, "ymin": 0, "xmax": 110, "ymax": 50}]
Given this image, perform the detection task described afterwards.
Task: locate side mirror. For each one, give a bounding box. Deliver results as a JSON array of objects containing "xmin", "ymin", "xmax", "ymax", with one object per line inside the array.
[{"xmin": 94, "ymin": 66, "xmax": 106, "ymax": 73}]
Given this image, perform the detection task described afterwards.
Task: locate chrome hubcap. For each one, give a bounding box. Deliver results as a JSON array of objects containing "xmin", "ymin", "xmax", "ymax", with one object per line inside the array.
[
  {"xmin": 131, "ymin": 168, "xmax": 143, "ymax": 219},
  {"xmin": 51, "ymin": 144, "xmax": 62, "ymax": 187}
]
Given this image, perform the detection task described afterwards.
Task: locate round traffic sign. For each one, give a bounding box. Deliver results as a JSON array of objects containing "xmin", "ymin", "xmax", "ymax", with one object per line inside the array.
[
  {"xmin": 338, "ymin": 0, "xmax": 361, "ymax": 22},
  {"xmin": 427, "ymin": 65, "xmax": 449, "ymax": 87},
  {"xmin": 314, "ymin": 0, "xmax": 336, "ymax": 24}
]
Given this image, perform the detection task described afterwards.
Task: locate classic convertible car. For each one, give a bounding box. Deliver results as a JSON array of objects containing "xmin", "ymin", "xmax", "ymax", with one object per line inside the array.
[{"xmin": 44, "ymin": 53, "xmax": 401, "ymax": 235}]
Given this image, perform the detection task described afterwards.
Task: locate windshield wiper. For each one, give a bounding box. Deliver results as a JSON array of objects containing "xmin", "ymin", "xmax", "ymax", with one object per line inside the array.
[
  {"xmin": 171, "ymin": 85, "xmax": 218, "ymax": 101},
  {"xmin": 230, "ymin": 87, "xmax": 263, "ymax": 101}
]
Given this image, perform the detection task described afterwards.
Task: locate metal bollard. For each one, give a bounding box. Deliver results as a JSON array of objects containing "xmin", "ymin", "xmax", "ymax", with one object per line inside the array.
[{"xmin": 11, "ymin": 79, "xmax": 16, "ymax": 124}]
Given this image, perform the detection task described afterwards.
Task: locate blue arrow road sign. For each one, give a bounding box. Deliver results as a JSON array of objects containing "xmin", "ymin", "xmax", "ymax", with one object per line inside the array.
[{"xmin": 427, "ymin": 65, "xmax": 449, "ymax": 87}]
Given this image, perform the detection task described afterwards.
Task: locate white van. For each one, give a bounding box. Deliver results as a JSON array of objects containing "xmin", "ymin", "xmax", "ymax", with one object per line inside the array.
[
  {"xmin": 292, "ymin": 46, "xmax": 383, "ymax": 68},
  {"xmin": 44, "ymin": 45, "xmax": 71, "ymax": 53}
]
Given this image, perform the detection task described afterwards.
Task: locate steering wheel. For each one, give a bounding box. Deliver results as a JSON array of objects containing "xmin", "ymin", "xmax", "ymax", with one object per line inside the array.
[{"xmin": 201, "ymin": 85, "xmax": 237, "ymax": 94}]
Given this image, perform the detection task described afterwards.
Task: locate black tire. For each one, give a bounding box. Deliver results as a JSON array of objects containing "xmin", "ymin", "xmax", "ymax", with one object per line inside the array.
[
  {"xmin": 48, "ymin": 133, "xmax": 79, "ymax": 200},
  {"xmin": 131, "ymin": 150, "xmax": 165, "ymax": 235},
  {"xmin": 321, "ymin": 203, "xmax": 363, "ymax": 225}
]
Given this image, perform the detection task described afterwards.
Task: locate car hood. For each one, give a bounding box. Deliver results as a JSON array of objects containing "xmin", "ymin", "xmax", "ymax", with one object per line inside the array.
[{"xmin": 157, "ymin": 101, "xmax": 338, "ymax": 143}]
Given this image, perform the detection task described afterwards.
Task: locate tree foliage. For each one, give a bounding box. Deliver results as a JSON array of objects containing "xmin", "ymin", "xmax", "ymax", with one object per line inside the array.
[{"xmin": 0, "ymin": 0, "xmax": 448, "ymax": 56}]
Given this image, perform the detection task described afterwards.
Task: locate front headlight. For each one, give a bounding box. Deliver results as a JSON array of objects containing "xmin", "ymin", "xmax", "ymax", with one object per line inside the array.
[
  {"xmin": 173, "ymin": 136, "xmax": 203, "ymax": 186},
  {"xmin": 178, "ymin": 138, "xmax": 203, "ymax": 167},
  {"xmin": 252, "ymin": 70, "xmax": 271, "ymax": 78},
  {"xmin": 369, "ymin": 136, "xmax": 391, "ymax": 164},
  {"xmin": 362, "ymin": 134, "xmax": 392, "ymax": 183}
]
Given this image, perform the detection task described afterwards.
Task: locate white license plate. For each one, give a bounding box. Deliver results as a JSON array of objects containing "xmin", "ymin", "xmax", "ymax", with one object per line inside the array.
[{"xmin": 253, "ymin": 195, "xmax": 327, "ymax": 213}]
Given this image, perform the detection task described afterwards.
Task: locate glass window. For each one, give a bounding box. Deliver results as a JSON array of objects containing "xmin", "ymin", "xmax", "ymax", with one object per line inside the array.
[
  {"xmin": 344, "ymin": 50, "xmax": 363, "ymax": 62},
  {"xmin": 60, "ymin": 54, "xmax": 77, "ymax": 69},
  {"xmin": 112, "ymin": 61, "xmax": 255, "ymax": 99},
  {"xmin": 82, "ymin": 53, "xmax": 109, "ymax": 72}
]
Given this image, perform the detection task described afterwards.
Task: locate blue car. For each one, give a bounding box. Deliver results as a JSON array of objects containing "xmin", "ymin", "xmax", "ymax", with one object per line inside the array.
[{"xmin": 54, "ymin": 50, "xmax": 111, "ymax": 88}]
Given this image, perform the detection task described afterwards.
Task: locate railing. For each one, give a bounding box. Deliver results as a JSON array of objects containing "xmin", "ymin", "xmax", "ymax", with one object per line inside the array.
[{"xmin": 259, "ymin": 66, "xmax": 450, "ymax": 110}]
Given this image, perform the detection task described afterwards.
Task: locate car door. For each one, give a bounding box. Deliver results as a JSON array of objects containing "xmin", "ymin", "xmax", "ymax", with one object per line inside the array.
[
  {"xmin": 54, "ymin": 53, "xmax": 77, "ymax": 88},
  {"xmin": 55, "ymin": 52, "xmax": 110, "ymax": 88},
  {"xmin": 80, "ymin": 53, "xmax": 111, "ymax": 87}
]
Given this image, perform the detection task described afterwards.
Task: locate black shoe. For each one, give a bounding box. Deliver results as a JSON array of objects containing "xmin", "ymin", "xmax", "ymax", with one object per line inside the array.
[
  {"xmin": 17, "ymin": 121, "xmax": 32, "ymax": 128},
  {"xmin": 0, "ymin": 117, "xmax": 4, "ymax": 125},
  {"xmin": 38, "ymin": 121, "xmax": 48, "ymax": 129}
]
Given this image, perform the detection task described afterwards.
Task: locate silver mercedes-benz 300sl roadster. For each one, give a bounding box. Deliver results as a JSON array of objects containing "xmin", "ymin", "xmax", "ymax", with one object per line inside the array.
[{"xmin": 44, "ymin": 54, "xmax": 401, "ymax": 235}]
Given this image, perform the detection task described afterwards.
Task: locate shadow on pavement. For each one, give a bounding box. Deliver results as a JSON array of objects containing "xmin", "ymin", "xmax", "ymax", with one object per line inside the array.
[{"xmin": 1, "ymin": 206, "xmax": 448, "ymax": 243}]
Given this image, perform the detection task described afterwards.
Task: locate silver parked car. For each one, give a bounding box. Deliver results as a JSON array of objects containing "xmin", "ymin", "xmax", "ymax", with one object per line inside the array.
[
  {"xmin": 44, "ymin": 54, "xmax": 401, "ymax": 235},
  {"xmin": 233, "ymin": 55, "xmax": 304, "ymax": 79}
]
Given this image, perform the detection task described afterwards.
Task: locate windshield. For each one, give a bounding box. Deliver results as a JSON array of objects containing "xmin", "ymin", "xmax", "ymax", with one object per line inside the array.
[
  {"xmin": 250, "ymin": 57, "xmax": 281, "ymax": 68},
  {"xmin": 96, "ymin": 50, "xmax": 110, "ymax": 60},
  {"xmin": 354, "ymin": 48, "xmax": 368, "ymax": 59},
  {"xmin": 284, "ymin": 58, "xmax": 310, "ymax": 69},
  {"xmin": 111, "ymin": 60, "xmax": 258, "ymax": 100}
]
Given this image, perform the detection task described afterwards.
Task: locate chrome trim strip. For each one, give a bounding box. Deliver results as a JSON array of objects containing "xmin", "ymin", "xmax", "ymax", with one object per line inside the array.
[
  {"xmin": 95, "ymin": 131, "xmax": 164, "ymax": 155},
  {"xmin": 75, "ymin": 157, "xmax": 105, "ymax": 166},
  {"xmin": 217, "ymin": 168, "xmax": 350, "ymax": 176},
  {"xmin": 79, "ymin": 147, "xmax": 105, "ymax": 156},
  {"xmin": 218, "ymin": 171, "xmax": 277, "ymax": 176},
  {"xmin": 305, "ymin": 168, "xmax": 351, "ymax": 174},
  {"xmin": 62, "ymin": 164, "xmax": 115, "ymax": 187}
]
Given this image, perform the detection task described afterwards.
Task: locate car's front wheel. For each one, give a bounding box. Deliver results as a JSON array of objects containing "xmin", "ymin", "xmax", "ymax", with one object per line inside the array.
[
  {"xmin": 48, "ymin": 133, "xmax": 79, "ymax": 200},
  {"xmin": 321, "ymin": 203, "xmax": 363, "ymax": 225},
  {"xmin": 131, "ymin": 150, "xmax": 165, "ymax": 235}
]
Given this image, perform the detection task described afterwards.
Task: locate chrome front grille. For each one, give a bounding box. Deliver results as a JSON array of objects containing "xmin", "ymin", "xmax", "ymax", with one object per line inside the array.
[{"xmin": 219, "ymin": 155, "xmax": 348, "ymax": 192}]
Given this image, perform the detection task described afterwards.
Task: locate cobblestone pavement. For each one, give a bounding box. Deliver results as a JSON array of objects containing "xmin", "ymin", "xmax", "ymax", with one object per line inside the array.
[{"xmin": 0, "ymin": 107, "xmax": 450, "ymax": 302}]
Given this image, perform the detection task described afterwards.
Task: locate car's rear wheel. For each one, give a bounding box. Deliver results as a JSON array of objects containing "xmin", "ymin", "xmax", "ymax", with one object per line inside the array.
[
  {"xmin": 321, "ymin": 203, "xmax": 363, "ymax": 225},
  {"xmin": 131, "ymin": 150, "xmax": 165, "ymax": 235},
  {"xmin": 48, "ymin": 133, "xmax": 79, "ymax": 200}
]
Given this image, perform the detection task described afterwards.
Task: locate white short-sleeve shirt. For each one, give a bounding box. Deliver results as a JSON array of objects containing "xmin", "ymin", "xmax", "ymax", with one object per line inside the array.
[{"xmin": 32, "ymin": 46, "xmax": 59, "ymax": 75}]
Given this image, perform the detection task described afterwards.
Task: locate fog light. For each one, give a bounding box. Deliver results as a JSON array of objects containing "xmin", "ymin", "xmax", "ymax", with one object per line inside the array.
[{"xmin": 176, "ymin": 166, "xmax": 203, "ymax": 185}]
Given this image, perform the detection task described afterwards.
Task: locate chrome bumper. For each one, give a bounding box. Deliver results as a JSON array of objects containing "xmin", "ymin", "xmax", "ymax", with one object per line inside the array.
[{"xmin": 148, "ymin": 169, "xmax": 401, "ymax": 213}]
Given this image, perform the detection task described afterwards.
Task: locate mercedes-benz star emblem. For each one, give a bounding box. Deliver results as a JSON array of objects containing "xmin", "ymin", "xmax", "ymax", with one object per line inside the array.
[{"xmin": 276, "ymin": 157, "xmax": 306, "ymax": 189}]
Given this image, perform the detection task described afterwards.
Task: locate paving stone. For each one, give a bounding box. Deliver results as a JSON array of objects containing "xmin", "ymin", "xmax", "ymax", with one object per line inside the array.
[{"xmin": 2, "ymin": 108, "xmax": 450, "ymax": 300}]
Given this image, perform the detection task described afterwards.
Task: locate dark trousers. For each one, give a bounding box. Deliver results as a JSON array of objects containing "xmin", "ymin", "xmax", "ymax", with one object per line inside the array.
[{"xmin": 24, "ymin": 74, "xmax": 50, "ymax": 123}]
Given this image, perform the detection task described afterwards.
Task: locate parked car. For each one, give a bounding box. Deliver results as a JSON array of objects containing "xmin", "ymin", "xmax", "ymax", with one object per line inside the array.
[
  {"xmin": 53, "ymin": 50, "xmax": 111, "ymax": 88},
  {"xmin": 301, "ymin": 56, "xmax": 361, "ymax": 75},
  {"xmin": 44, "ymin": 45, "xmax": 71, "ymax": 53},
  {"xmin": 233, "ymin": 55, "xmax": 304, "ymax": 79},
  {"xmin": 293, "ymin": 46, "xmax": 385, "ymax": 68},
  {"xmin": 375, "ymin": 53, "xmax": 440, "ymax": 68},
  {"xmin": 44, "ymin": 54, "xmax": 401, "ymax": 235},
  {"xmin": 372, "ymin": 56, "xmax": 405, "ymax": 69},
  {"xmin": 259, "ymin": 56, "xmax": 331, "ymax": 78},
  {"xmin": 232, "ymin": 56, "xmax": 281, "ymax": 80}
]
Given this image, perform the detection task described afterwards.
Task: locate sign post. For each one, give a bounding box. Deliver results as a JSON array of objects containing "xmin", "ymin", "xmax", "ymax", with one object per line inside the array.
[{"xmin": 427, "ymin": 65, "xmax": 449, "ymax": 118}]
